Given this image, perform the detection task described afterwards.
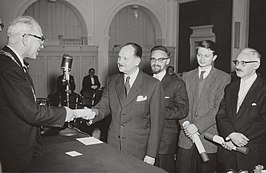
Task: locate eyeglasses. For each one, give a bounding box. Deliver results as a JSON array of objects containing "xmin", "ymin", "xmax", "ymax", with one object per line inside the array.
[
  {"xmin": 233, "ymin": 60, "xmax": 258, "ymax": 67},
  {"xmin": 150, "ymin": 58, "xmax": 168, "ymax": 63},
  {"xmin": 23, "ymin": 33, "xmax": 45, "ymax": 42}
]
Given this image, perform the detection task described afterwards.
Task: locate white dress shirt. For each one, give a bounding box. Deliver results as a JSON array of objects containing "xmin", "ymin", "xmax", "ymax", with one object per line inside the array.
[{"xmin": 237, "ymin": 73, "xmax": 257, "ymax": 112}]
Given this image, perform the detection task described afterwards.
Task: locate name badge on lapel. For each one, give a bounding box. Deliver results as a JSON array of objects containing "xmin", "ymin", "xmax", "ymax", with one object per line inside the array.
[{"xmin": 136, "ymin": 95, "xmax": 147, "ymax": 102}]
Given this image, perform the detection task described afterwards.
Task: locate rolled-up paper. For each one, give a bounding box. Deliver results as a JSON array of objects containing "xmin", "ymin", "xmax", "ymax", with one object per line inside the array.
[
  {"xmin": 183, "ymin": 121, "xmax": 210, "ymax": 163},
  {"xmin": 204, "ymin": 133, "xmax": 249, "ymax": 155}
]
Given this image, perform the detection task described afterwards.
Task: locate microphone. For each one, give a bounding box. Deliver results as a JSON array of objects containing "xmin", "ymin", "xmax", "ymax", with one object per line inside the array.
[
  {"xmin": 204, "ymin": 133, "xmax": 249, "ymax": 155},
  {"xmin": 182, "ymin": 121, "xmax": 209, "ymax": 163},
  {"xmin": 61, "ymin": 54, "xmax": 73, "ymax": 73}
]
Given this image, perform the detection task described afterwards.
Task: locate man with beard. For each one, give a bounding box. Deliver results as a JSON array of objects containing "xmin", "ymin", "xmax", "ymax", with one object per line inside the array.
[
  {"xmin": 150, "ymin": 45, "xmax": 189, "ymax": 172},
  {"xmin": 176, "ymin": 40, "xmax": 231, "ymax": 173},
  {"xmin": 87, "ymin": 42, "xmax": 165, "ymax": 165},
  {"xmin": 216, "ymin": 48, "xmax": 266, "ymax": 172}
]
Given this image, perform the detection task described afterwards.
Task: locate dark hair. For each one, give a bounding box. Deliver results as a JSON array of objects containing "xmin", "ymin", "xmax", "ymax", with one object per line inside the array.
[
  {"xmin": 196, "ymin": 40, "xmax": 217, "ymax": 56},
  {"xmin": 150, "ymin": 45, "xmax": 170, "ymax": 57},
  {"xmin": 123, "ymin": 42, "xmax": 142, "ymax": 58},
  {"xmin": 89, "ymin": 68, "xmax": 95, "ymax": 73},
  {"xmin": 167, "ymin": 66, "xmax": 174, "ymax": 71}
]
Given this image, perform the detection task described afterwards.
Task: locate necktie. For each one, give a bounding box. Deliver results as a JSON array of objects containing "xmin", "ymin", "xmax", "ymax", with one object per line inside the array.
[
  {"xmin": 125, "ymin": 76, "xmax": 130, "ymax": 95},
  {"xmin": 200, "ymin": 71, "xmax": 206, "ymax": 80}
]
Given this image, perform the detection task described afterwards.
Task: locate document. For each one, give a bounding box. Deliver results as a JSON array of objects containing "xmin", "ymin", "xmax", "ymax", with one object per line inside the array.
[{"xmin": 76, "ymin": 137, "xmax": 103, "ymax": 145}]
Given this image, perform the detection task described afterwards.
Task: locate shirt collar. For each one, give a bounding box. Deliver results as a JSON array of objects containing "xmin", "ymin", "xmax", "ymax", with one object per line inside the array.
[
  {"xmin": 7, "ymin": 45, "xmax": 26, "ymax": 67},
  {"xmin": 124, "ymin": 67, "xmax": 139, "ymax": 86},
  {"xmin": 198, "ymin": 66, "xmax": 212, "ymax": 79},
  {"xmin": 153, "ymin": 70, "xmax": 166, "ymax": 81},
  {"xmin": 240, "ymin": 73, "xmax": 257, "ymax": 86}
]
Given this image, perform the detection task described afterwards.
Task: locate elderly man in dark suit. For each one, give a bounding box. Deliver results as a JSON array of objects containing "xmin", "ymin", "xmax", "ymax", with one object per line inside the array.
[
  {"xmin": 216, "ymin": 48, "xmax": 266, "ymax": 172},
  {"xmin": 0, "ymin": 16, "xmax": 78, "ymax": 172},
  {"xmin": 87, "ymin": 42, "xmax": 165, "ymax": 165},
  {"xmin": 150, "ymin": 45, "xmax": 189, "ymax": 172},
  {"xmin": 176, "ymin": 40, "xmax": 231, "ymax": 173}
]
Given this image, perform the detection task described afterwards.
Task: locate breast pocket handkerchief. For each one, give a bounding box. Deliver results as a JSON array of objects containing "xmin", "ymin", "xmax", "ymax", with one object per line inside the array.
[{"xmin": 136, "ymin": 95, "xmax": 147, "ymax": 102}]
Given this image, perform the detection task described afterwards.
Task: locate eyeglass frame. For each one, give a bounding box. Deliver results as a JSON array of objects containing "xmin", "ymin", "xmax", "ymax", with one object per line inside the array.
[
  {"xmin": 232, "ymin": 60, "xmax": 258, "ymax": 67},
  {"xmin": 23, "ymin": 33, "xmax": 45, "ymax": 42},
  {"xmin": 150, "ymin": 57, "xmax": 169, "ymax": 63}
]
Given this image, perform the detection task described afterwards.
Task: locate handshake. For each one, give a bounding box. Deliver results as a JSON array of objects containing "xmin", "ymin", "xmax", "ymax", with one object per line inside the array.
[
  {"xmin": 65, "ymin": 107, "xmax": 96, "ymax": 124},
  {"xmin": 73, "ymin": 107, "xmax": 96, "ymax": 121}
]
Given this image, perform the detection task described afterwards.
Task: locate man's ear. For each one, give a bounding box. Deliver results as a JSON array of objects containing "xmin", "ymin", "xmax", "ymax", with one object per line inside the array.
[
  {"xmin": 212, "ymin": 55, "xmax": 218, "ymax": 61},
  {"xmin": 166, "ymin": 58, "xmax": 170, "ymax": 65},
  {"xmin": 135, "ymin": 57, "xmax": 141, "ymax": 66},
  {"xmin": 22, "ymin": 35, "xmax": 29, "ymax": 47},
  {"xmin": 254, "ymin": 62, "xmax": 260, "ymax": 70}
]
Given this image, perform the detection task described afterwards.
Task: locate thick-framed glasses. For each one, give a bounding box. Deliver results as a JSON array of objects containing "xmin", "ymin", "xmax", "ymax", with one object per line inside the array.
[
  {"xmin": 23, "ymin": 33, "xmax": 45, "ymax": 42},
  {"xmin": 233, "ymin": 60, "xmax": 258, "ymax": 67},
  {"xmin": 150, "ymin": 58, "xmax": 168, "ymax": 63}
]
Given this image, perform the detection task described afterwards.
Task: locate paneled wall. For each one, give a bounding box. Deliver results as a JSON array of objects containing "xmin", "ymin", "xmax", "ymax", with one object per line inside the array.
[{"xmin": 27, "ymin": 45, "xmax": 98, "ymax": 98}]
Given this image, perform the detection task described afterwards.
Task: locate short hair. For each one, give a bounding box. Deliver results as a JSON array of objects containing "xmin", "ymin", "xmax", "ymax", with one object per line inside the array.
[
  {"xmin": 89, "ymin": 68, "xmax": 95, "ymax": 73},
  {"xmin": 167, "ymin": 66, "xmax": 174, "ymax": 71},
  {"xmin": 123, "ymin": 42, "xmax": 142, "ymax": 58},
  {"xmin": 150, "ymin": 45, "xmax": 170, "ymax": 57},
  {"xmin": 7, "ymin": 16, "xmax": 38, "ymax": 38},
  {"xmin": 196, "ymin": 40, "xmax": 217, "ymax": 56},
  {"xmin": 238, "ymin": 48, "xmax": 261, "ymax": 63}
]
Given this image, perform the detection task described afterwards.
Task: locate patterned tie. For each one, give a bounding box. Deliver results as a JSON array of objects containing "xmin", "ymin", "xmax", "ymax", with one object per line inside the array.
[
  {"xmin": 200, "ymin": 71, "xmax": 206, "ymax": 80},
  {"xmin": 125, "ymin": 76, "xmax": 130, "ymax": 95}
]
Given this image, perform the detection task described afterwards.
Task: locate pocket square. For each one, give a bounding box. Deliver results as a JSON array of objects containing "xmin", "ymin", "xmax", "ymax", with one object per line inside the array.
[
  {"xmin": 251, "ymin": 103, "xmax": 257, "ymax": 106},
  {"xmin": 136, "ymin": 95, "xmax": 147, "ymax": 102},
  {"xmin": 165, "ymin": 96, "xmax": 170, "ymax": 99}
]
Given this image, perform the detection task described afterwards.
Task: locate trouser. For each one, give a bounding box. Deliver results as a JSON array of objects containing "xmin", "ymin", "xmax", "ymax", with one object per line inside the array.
[{"xmin": 176, "ymin": 146, "xmax": 217, "ymax": 173}]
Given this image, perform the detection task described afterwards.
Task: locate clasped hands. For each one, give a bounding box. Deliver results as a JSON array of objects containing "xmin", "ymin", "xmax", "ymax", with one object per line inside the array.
[
  {"xmin": 222, "ymin": 132, "xmax": 249, "ymax": 151},
  {"xmin": 72, "ymin": 107, "xmax": 96, "ymax": 122}
]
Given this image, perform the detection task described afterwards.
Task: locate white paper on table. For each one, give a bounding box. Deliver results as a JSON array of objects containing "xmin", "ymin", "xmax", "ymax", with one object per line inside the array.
[
  {"xmin": 76, "ymin": 137, "xmax": 103, "ymax": 145},
  {"xmin": 65, "ymin": 151, "xmax": 83, "ymax": 157}
]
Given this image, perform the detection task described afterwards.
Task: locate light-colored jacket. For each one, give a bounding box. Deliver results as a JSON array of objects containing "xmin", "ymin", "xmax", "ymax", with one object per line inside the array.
[{"xmin": 178, "ymin": 67, "xmax": 231, "ymax": 153}]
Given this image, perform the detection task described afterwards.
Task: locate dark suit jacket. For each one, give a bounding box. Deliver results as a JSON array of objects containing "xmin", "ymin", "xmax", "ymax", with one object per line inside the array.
[
  {"xmin": 81, "ymin": 75, "xmax": 100, "ymax": 95},
  {"xmin": 179, "ymin": 67, "xmax": 231, "ymax": 153},
  {"xmin": 92, "ymin": 70, "xmax": 165, "ymax": 160},
  {"xmin": 57, "ymin": 74, "xmax": 76, "ymax": 94},
  {"xmin": 216, "ymin": 76, "xmax": 266, "ymax": 170},
  {"xmin": 0, "ymin": 46, "xmax": 66, "ymax": 172},
  {"xmin": 158, "ymin": 74, "xmax": 188, "ymax": 154}
]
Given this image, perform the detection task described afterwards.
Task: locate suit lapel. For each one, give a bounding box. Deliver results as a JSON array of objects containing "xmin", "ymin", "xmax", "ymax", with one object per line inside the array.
[
  {"xmin": 124, "ymin": 71, "xmax": 142, "ymax": 107},
  {"xmin": 191, "ymin": 69, "xmax": 199, "ymax": 104},
  {"xmin": 229, "ymin": 80, "xmax": 239, "ymax": 116},
  {"xmin": 236, "ymin": 78, "xmax": 261, "ymax": 118},
  {"xmin": 115, "ymin": 75, "xmax": 126, "ymax": 107}
]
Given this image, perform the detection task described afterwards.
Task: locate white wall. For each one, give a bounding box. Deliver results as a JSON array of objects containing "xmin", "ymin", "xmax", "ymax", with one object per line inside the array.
[{"xmin": 0, "ymin": 0, "xmax": 177, "ymax": 86}]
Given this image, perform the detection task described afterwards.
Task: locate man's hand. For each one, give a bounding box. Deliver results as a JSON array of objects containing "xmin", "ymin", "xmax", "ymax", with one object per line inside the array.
[
  {"xmin": 184, "ymin": 123, "xmax": 199, "ymax": 139},
  {"xmin": 229, "ymin": 132, "xmax": 249, "ymax": 147},
  {"xmin": 64, "ymin": 107, "xmax": 75, "ymax": 122},
  {"xmin": 222, "ymin": 141, "xmax": 236, "ymax": 151},
  {"xmin": 73, "ymin": 107, "xmax": 96, "ymax": 120},
  {"xmin": 91, "ymin": 85, "xmax": 98, "ymax": 89},
  {"xmin": 144, "ymin": 155, "xmax": 155, "ymax": 165}
]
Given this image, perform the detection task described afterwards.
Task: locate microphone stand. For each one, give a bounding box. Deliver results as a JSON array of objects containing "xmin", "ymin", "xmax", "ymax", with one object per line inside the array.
[{"xmin": 59, "ymin": 63, "xmax": 77, "ymax": 136}]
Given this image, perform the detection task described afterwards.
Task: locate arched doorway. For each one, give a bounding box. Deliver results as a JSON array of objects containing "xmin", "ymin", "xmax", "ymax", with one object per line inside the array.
[{"xmin": 108, "ymin": 5, "xmax": 162, "ymax": 76}]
